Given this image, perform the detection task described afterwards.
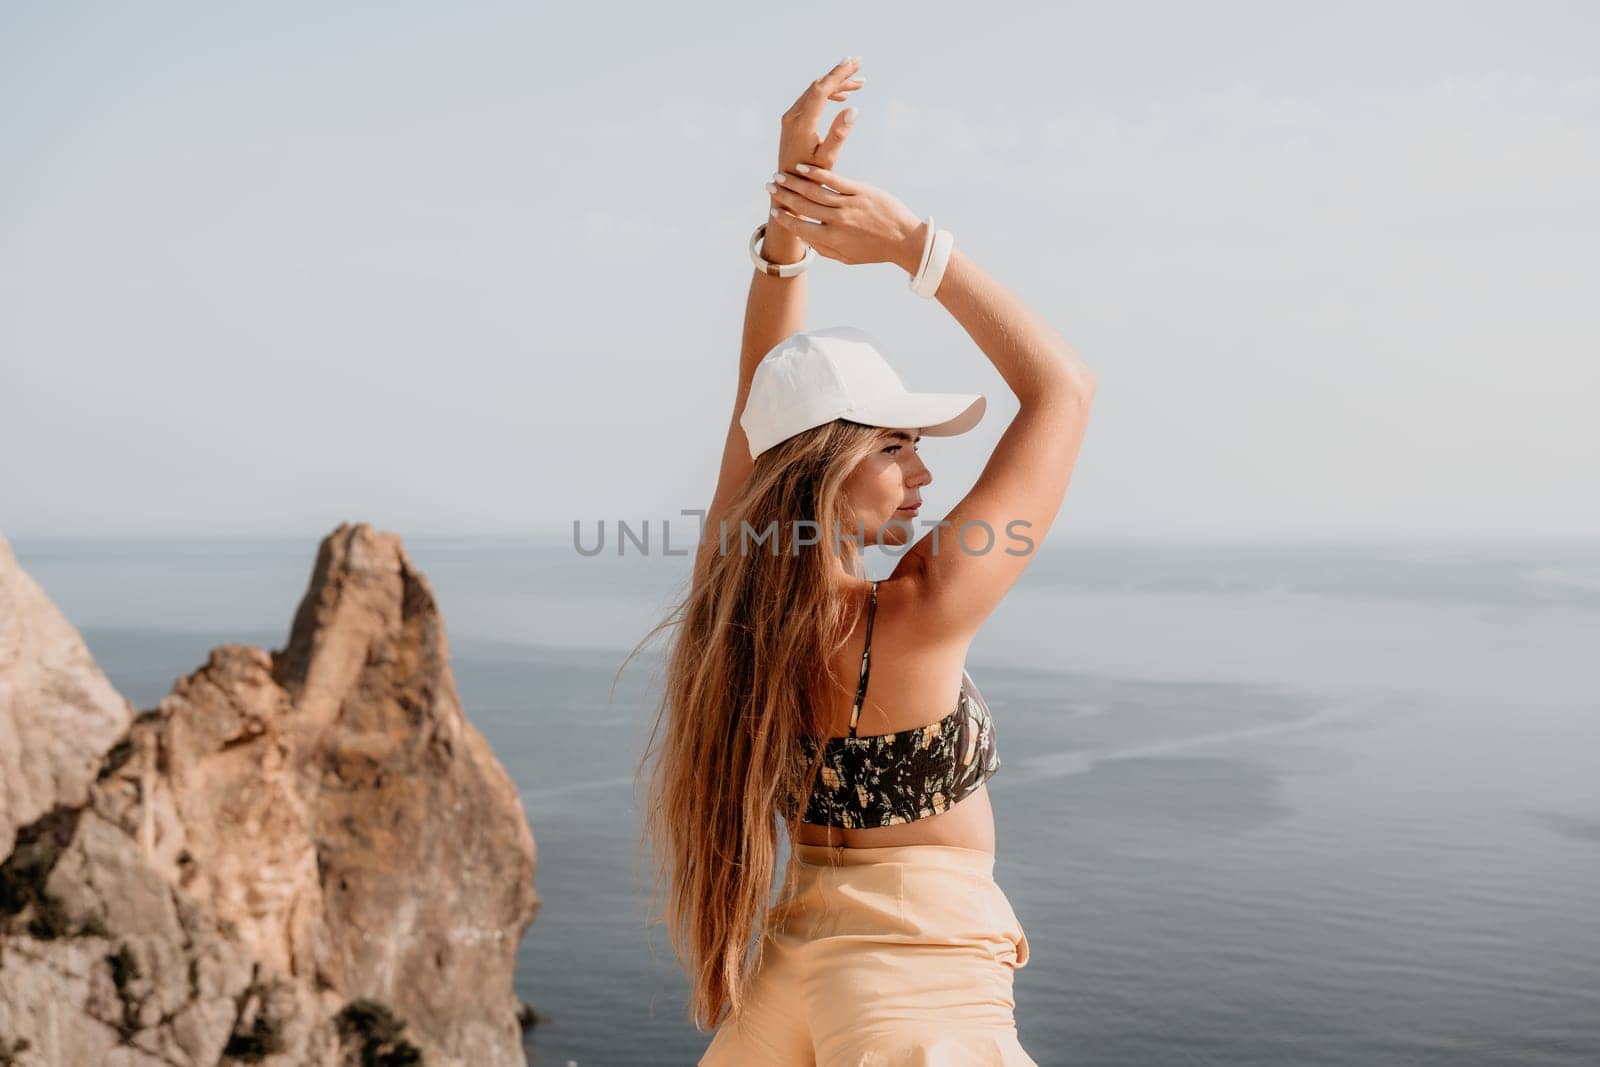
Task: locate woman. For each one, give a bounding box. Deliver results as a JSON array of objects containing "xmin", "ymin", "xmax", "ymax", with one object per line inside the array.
[{"xmin": 630, "ymin": 57, "xmax": 1096, "ymax": 1064}]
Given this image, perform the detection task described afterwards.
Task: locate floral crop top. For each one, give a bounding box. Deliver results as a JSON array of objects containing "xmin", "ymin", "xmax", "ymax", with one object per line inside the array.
[{"xmin": 790, "ymin": 579, "xmax": 1002, "ymax": 829}]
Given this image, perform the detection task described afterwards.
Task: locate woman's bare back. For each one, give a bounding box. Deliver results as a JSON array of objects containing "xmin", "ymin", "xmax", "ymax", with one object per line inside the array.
[{"xmin": 792, "ymin": 574, "xmax": 1000, "ymax": 854}]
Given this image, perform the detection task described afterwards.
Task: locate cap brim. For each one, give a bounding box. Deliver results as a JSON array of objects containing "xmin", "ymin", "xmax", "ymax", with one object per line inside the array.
[{"xmin": 847, "ymin": 392, "xmax": 986, "ymax": 439}]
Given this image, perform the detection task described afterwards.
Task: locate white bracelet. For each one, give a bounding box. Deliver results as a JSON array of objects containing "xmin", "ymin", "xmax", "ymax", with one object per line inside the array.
[
  {"xmin": 911, "ymin": 227, "xmax": 954, "ymax": 298},
  {"xmin": 909, "ymin": 216, "xmax": 936, "ymax": 289},
  {"xmin": 749, "ymin": 222, "xmax": 816, "ymax": 277}
]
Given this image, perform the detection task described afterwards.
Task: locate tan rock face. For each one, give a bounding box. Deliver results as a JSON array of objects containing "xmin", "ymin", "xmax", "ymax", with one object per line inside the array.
[
  {"xmin": 0, "ymin": 522, "xmax": 540, "ymax": 1066},
  {"xmin": 0, "ymin": 537, "xmax": 135, "ymax": 857}
]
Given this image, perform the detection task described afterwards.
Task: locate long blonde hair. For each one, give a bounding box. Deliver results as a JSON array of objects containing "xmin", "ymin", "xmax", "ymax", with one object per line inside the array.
[{"xmin": 624, "ymin": 417, "xmax": 887, "ymax": 1031}]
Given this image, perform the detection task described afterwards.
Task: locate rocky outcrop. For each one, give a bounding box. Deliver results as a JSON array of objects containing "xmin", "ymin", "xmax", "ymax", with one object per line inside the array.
[
  {"xmin": 0, "ymin": 537, "xmax": 135, "ymax": 858},
  {"xmin": 0, "ymin": 522, "xmax": 540, "ymax": 1066}
]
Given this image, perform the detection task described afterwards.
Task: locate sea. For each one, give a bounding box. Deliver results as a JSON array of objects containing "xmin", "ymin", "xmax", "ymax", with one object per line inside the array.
[{"xmin": 8, "ymin": 532, "xmax": 1598, "ymax": 1066}]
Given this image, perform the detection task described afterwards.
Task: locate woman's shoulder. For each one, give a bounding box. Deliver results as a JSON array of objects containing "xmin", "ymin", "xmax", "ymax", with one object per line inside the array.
[
  {"xmin": 852, "ymin": 568, "xmax": 978, "ymax": 737},
  {"xmin": 874, "ymin": 562, "xmax": 979, "ymax": 639}
]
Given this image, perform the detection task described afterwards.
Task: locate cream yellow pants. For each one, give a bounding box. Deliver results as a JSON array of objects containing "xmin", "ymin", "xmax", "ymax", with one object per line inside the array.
[{"xmin": 699, "ymin": 841, "xmax": 1036, "ymax": 1066}]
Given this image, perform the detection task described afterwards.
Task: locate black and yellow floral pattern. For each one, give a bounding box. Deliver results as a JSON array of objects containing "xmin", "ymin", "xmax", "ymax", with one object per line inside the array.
[{"xmin": 792, "ymin": 670, "xmax": 1002, "ymax": 828}]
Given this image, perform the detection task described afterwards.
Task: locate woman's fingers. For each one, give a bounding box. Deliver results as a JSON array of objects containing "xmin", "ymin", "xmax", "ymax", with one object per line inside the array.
[
  {"xmin": 769, "ymin": 168, "xmax": 849, "ymax": 208},
  {"xmin": 826, "ymin": 75, "xmax": 865, "ymax": 101},
  {"xmin": 769, "ymin": 208, "xmax": 845, "ymax": 262},
  {"xmin": 766, "ymin": 181, "xmax": 842, "ymax": 223},
  {"xmin": 787, "ymin": 163, "xmax": 862, "ymax": 197},
  {"xmin": 785, "ymin": 57, "xmax": 862, "ymax": 123},
  {"xmin": 813, "ymin": 106, "xmax": 857, "ymax": 165},
  {"xmin": 812, "ymin": 57, "xmax": 862, "ymax": 100},
  {"xmin": 769, "ymin": 204, "xmax": 818, "ymax": 228}
]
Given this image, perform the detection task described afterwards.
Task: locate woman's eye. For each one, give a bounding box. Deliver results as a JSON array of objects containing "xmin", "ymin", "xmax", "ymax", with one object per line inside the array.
[{"xmin": 884, "ymin": 444, "xmax": 902, "ymax": 454}]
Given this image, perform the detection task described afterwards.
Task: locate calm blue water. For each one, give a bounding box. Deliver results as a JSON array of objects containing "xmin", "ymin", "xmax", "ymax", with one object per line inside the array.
[{"xmin": 9, "ymin": 534, "xmax": 1599, "ymax": 1066}]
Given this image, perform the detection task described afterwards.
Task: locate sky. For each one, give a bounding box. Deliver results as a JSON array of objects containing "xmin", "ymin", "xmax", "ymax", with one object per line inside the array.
[{"xmin": 3, "ymin": 1, "xmax": 1597, "ymax": 544}]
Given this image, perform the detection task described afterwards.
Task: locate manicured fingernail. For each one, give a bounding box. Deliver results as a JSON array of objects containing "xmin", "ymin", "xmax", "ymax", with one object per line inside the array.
[
  {"xmin": 770, "ymin": 207, "xmax": 779, "ymax": 217},
  {"xmin": 764, "ymin": 181, "xmax": 776, "ymax": 193},
  {"xmin": 795, "ymin": 163, "xmax": 811, "ymax": 173},
  {"xmin": 844, "ymin": 107, "xmax": 857, "ymax": 121},
  {"xmin": 774, "ymin": 173, "xmax": 787, "ymax": 184}
]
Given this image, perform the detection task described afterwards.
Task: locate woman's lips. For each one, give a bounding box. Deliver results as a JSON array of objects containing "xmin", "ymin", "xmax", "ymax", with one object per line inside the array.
[{"xmin": 896, "ymin": 506, "xmax": 921, "ymax": 514}]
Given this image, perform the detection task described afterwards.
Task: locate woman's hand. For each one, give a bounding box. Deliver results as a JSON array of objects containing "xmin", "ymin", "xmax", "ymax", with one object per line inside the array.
[
  {"xmin": 777, "ymin": 57, "xmax": 864, "ymax": 174},
  {"xmin": 765, "ymin": 165, "xmax": 928, "ymax": 273}
]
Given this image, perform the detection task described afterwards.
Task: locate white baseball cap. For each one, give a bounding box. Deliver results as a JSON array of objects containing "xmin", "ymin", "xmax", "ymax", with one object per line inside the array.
[{"xmin": 739, "ymin": 326, "xmax": 986, "ymax": 460}]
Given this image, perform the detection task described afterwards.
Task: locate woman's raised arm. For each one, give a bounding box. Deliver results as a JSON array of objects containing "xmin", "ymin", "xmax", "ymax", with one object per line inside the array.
[
  {"xmin": 765, "ymin": 163, "xmax": 1098, "ymax": 636},
  {"xmin": 694, "ymin": 57, "xmax": 864, "ymax": 588}
]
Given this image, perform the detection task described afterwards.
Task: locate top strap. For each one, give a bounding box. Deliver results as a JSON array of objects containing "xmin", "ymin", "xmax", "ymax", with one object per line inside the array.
[{"xmin": 847, "ymin": 580, "xmax": 880, "ymax": 738}]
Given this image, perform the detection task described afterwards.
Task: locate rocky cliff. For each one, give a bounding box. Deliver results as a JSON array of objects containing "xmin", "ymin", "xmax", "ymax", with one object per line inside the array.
[{"xmin": 0, "ymin": 523, "xmax": 540, "ymax": 1066}]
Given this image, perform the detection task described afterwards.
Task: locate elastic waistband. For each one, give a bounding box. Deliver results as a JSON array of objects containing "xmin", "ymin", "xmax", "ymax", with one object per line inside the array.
[{"xmin": 793, "ymin": 842, "xmax": 996, "ymax": 878}]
